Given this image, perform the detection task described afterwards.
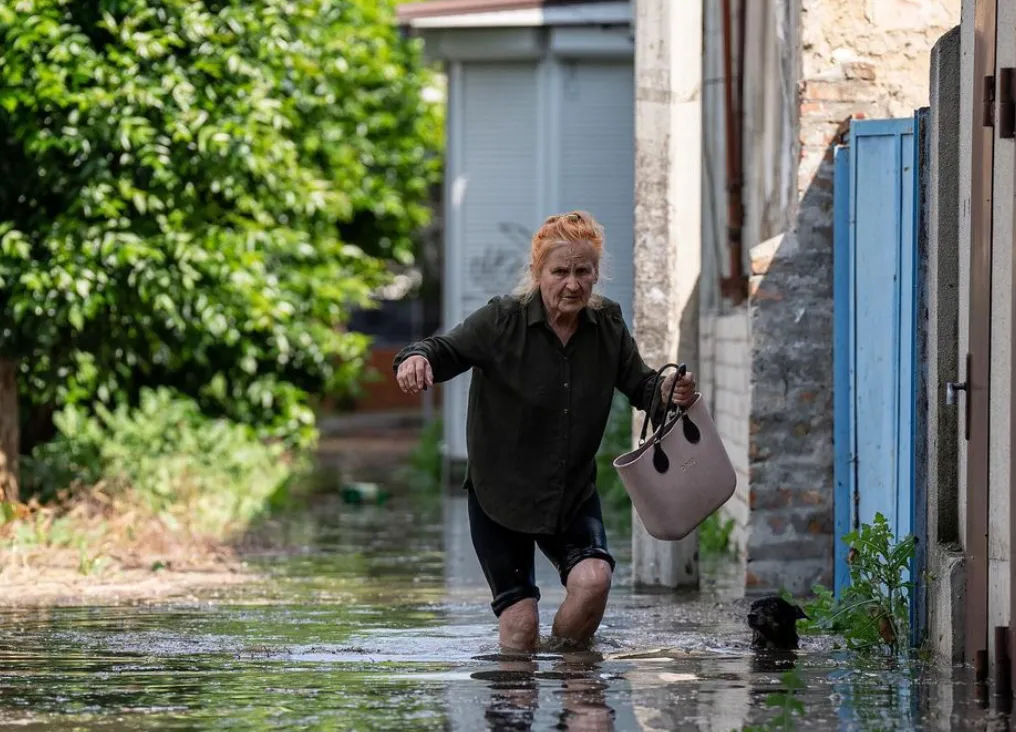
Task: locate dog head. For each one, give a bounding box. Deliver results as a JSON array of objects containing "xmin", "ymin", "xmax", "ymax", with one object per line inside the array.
[{"xmin": 748, "ymin": 596, "xmax": 808, "ymax": 651}]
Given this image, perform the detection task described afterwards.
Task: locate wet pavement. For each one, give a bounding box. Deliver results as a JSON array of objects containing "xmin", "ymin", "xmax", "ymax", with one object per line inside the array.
[{"xmin": 0, "ymin": 490, "xmax": 1012, "ymax": 731}]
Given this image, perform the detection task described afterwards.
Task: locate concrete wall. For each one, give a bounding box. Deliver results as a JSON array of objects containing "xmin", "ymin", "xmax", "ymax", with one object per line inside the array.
[
  {"xmin": 988, "ymin": 0, "xmax": 1016, "ymax": 662},
  {"xmin": 743, "ymin": 0, "xmax": 960, "ymax": 595},
  {"xmin": 630, "ymin": 0, "xmax": 702, "ymax": 587},
  {"xmin": 924, "ymin": 24, "xmax": 965, "ymax": 663},
  {"xmin": 956, "ymin": 0, "xmax": 974, "ymax": 562},
  {"xmin": 924, "ymin": 0, "xmax": 973, "ymax": 664}
]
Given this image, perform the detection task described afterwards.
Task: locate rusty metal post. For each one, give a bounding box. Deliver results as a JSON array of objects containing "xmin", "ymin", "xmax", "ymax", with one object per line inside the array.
[
  {"xmin": 995, "ymin": 627, "xmax": 1012, "ymax": 701},
  {"xmin": 977, "ymin": 649, "xmax": 990, "ymax": 683},
  {"xmin": 719, "ymin": 0, "xmax": 747, "ymax": 304}
]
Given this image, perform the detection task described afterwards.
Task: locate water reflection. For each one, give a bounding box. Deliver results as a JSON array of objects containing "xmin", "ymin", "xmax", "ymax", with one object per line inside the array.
[
  {"xmin": 469, "ymin": 652, "xmax": 618, "ymax": 731},
  {"xmin": 0, "ymin": 489, "xmax": 1013, "ymax": 730}
]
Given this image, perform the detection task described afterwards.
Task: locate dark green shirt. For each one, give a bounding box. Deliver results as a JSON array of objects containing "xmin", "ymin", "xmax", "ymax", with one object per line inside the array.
[{"xmin": 392, "ymin": 294, "xmax": 662, "ymax": 535}]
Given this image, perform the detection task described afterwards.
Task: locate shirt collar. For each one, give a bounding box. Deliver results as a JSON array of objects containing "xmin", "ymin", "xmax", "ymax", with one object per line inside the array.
[{"xmin": 525, "ymin": 294, "xmax": 599, "ymax": 327}]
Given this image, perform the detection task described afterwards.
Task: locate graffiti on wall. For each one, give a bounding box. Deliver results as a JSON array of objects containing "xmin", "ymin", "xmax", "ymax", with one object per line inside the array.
[{"xmin": 465, "ymin": 221, "xmax": 532, "ymax": 301}]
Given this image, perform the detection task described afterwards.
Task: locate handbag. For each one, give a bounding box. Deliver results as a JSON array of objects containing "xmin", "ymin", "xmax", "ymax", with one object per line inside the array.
[{"xmin": 612, "ymin": 362, "xmax": 737, "ymax": 541}]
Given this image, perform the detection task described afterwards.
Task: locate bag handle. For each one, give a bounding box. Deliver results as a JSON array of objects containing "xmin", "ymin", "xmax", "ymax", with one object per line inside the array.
[{"xmin": 638, "ymin": 362, "xmax": 687, "ymax": 446}]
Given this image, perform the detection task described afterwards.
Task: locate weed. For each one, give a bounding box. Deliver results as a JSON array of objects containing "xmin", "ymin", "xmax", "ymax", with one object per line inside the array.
[
  {"xmin": 699, "ymin": 510, "xmax": 736, "ymax": 557},
  {"xmin": 785, "ymin": 512, "xmax": 916, "ymax": 655},
  {"xmin": 77, "ymin": 547, "xmax": 106, "ymax": 576},
  {"xmin": 3, "ymin": 387, "xmax": 307, "ymax": 568}
]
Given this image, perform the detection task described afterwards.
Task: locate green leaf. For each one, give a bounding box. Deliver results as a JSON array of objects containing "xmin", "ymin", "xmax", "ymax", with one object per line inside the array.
[{"xmin": 0, "ymin": 0, "xmax": 442, "ymax": 452}]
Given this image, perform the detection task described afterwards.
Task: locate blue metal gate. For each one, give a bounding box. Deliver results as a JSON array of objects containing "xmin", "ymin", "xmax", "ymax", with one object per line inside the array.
[{"xmin": 833, "ymin": 117, "xmax": 919, "ymax": 598}]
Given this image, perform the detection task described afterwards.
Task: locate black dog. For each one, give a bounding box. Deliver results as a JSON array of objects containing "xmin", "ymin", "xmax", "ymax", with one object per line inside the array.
[{"xmin": 747, "ymin": 596, "xmax": 808, "ymax": 651}]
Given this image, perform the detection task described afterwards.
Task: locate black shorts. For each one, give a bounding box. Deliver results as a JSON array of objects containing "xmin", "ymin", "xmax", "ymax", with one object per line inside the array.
[{"xmin": 467, "ymin": 488, "xmax": 616, "ymax": 617}]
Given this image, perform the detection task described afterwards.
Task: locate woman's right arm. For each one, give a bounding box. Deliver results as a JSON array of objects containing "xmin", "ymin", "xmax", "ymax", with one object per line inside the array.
[{"xmin": 392, "ymin": 299, "xmax": 498, "ymax": 388}]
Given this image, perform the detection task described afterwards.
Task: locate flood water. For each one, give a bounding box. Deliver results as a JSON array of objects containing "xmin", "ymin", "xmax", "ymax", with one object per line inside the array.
[{"xmin": 0, "ymin": 490, "xmax": 1012, "ymax": 730}]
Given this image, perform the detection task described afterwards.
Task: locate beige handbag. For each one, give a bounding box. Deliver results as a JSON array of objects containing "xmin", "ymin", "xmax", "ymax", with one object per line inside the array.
[{"xmin": 612, "ymin": 363, "xmax": 737, "ymax": 541}]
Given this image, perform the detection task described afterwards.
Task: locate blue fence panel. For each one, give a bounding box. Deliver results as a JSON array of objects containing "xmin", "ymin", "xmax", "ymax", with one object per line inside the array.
[
  {"xmin": 833, "ymin": 117, "xmax": 918, "ymax": 600},
  {"xmin": 833, "ymin": 143, "xmax": 853, "ymax": 598}
]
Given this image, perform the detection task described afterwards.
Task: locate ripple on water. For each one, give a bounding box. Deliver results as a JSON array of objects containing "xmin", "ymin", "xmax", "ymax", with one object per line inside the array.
[{"xmin": 0, "ymin": 493, "xmax": 1007, "ymax": 731}]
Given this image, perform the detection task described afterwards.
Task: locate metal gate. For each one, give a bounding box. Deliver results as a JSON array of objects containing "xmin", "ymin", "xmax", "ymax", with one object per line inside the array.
[{"xmin": 833, "ymin": 117, "xmax": 920, "ymax": 597}]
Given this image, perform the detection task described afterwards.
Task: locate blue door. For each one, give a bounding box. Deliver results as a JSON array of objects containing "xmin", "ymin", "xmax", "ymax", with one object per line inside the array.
[{"xmin": 833, "ymin": 118, "xmax": 919, "ymax": 598}]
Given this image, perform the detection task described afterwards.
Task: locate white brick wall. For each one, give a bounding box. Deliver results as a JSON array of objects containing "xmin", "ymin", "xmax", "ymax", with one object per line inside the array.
[{"xmin": 700, "ymin": 307, "xmax": 751, "ymax": 557}]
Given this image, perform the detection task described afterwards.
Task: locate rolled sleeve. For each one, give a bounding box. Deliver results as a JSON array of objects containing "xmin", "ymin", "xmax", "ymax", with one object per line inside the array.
[
  {"xmin": 393, "ymin": 298, "xmax": 499, "ymax": 383},
  {"xmin": 614, "ymin": 316, "xmax": 666, "ymax": 430}
]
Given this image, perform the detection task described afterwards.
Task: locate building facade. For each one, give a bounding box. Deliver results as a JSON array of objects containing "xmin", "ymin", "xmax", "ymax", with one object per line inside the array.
[{"xmin": 656, "ymin": 0, "xmax": 960, "ymax": 594}]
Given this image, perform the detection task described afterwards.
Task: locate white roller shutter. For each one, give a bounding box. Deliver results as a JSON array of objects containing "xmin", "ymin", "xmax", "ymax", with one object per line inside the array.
[
  {"xmin": 557, "ymin": 61, "xmax": 635, "ymax": 325},
  {"xmin": 444, "ymin": 62, "xmax": 540, "ymax": 462}
]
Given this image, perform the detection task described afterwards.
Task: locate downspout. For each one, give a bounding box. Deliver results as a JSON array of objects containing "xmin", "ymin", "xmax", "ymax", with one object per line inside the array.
[{"xmin": 720, "ymin": 0, "xmax": 748, "ymax": 304}]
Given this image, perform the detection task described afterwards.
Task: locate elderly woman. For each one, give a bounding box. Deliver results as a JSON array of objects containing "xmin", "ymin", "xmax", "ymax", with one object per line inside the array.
[{"xmin": 393, "ymin": 211, "xmax": 696, "ymax": 651}]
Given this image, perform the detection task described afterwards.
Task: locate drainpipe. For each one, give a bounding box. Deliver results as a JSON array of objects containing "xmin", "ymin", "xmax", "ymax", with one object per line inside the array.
[{"xmin": 720, "ymin": 0, "xmax": 748, "ymax": 304}]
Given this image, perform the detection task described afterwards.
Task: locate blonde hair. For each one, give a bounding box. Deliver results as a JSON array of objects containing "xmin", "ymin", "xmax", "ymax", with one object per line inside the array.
[{"xmin": 512, "ymin": 210, "xmax": 607, "ymax": 307}]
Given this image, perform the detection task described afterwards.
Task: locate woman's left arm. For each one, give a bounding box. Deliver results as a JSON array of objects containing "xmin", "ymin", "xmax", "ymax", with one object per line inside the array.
[
  {"xmin": 614, "ymin": 317, "xmax": 665, "ymax": 424},
  {"xmin": 614, "ymin": 312, "xmax": 696, "ymax": 427}
]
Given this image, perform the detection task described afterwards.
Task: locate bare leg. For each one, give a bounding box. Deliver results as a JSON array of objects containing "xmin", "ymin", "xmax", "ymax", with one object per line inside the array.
[
  {"xmin": 499, "ymin": 598, "xmax": 540, "ymax": 651},
  {"xmin": 551, "ymin": 558, "xmax": 612, "ymax": 646}
]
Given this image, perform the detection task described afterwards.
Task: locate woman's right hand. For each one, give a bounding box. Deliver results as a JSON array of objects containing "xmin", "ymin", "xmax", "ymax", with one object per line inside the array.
[{"xmin": 396, "ymin": 355, "xmax": 433, "ymax": 394}]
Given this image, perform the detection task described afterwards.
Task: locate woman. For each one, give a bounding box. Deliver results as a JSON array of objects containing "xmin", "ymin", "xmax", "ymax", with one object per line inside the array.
[{"xmin": 393, "ymin": 211, "xmax": 696, "ymax": 651}]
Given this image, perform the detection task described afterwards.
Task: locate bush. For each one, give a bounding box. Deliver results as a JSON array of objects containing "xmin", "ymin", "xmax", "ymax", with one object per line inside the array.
[
  {"xmin": 0, "ymin": 0, "xmax": 443, "ymax": 453},
  {"xmin": 788, "ymin": 513, "xmax": 916, "ymax": 655},
  {"xmin": 20, "ymin": 387, "xmax": 302, "ymax": 537}
]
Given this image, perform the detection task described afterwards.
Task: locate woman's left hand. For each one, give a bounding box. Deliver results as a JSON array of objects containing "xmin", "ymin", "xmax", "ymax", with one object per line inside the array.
[{"xmin": 660, "ymin": 369, "xmax": 697, "ymax": 408}]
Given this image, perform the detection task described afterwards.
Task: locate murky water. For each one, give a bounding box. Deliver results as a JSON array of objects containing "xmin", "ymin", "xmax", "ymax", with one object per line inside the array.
[{"xmin": 0, "ymin": 491, "xmax": 1011, "ymax": 730}]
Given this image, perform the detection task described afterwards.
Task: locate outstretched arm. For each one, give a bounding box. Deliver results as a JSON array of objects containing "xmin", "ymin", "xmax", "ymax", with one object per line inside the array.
[{"xmin": 392, "ymin": 300, "xmax": 498, "ymax": 390}]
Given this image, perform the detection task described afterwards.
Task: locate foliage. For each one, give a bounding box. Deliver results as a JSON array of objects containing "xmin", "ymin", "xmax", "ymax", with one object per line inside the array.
[
  {"xmin": 18, "ymin": 386, "xmax": 303, "ymax": 536},
  {"xmin": 699, "ymin": 510, "xmax": 736, "ymax": 557},
  {"xmin": 400, "ymin": 417, "xmax": 444, "ymax": 493},
  {"xmin": 596, "ymin": 391, "xmax": 633, "ymax": 530},
  {"xmin": 787, "ymin": 513, "xmax": 916, "ymax": 655},
  {"xmin": 0, "ymin": 0, "xmax": 443, "ymax": 450}
]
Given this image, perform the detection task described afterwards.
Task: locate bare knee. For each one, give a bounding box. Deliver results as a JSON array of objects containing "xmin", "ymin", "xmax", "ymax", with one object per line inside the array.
[
  {"xmin": 499, "ymin": 598, "xmax": 539, "ymax": 650},
  {"xmin": 566, "ymin": 559, "xmax": 612, "ymax": 605}
]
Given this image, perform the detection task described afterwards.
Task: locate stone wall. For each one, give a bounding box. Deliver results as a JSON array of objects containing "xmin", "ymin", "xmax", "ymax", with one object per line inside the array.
[
  {"xmin": 924, "ymin": 24, "xmax": 965, "ymax": 661},
  {"xmin": 745, "ymin": 0, "xmax": 960, "ymax": 594}
]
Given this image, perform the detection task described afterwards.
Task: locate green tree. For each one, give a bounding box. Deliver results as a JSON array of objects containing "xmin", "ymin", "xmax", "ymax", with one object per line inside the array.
[{"xmin": 0, "ymin": 0, "xmax": 443, "ymax": 499}]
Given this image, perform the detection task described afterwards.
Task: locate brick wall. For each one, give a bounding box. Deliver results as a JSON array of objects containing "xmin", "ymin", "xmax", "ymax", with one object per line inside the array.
[
  {"xmin": 700, "ymin": 311, "xmax": 752, "ymax": 557},
  {"xmin": 744, "ymin": 0, "xmax": 960, "ymax": 595}
]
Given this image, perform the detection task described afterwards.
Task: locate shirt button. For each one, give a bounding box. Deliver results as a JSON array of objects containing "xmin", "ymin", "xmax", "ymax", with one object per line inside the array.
[
  {"xmin": 563, "ymin": 382, "xmax": 569, "ymax": 388},
  {"xmin": 563, "ymin": 408, "xmax": 569, "ymax": 414}
]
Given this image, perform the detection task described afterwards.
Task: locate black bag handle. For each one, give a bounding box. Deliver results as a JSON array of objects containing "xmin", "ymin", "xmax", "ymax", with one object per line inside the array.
[{"xmin": 638, "ymin": 362, "xmax": 687, "ymax": 446}]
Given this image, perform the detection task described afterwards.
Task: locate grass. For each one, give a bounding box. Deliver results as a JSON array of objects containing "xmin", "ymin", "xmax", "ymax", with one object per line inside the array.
[{"xmin": 1, "ymin": 387, "xmax": 312, "ymax": 578}]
